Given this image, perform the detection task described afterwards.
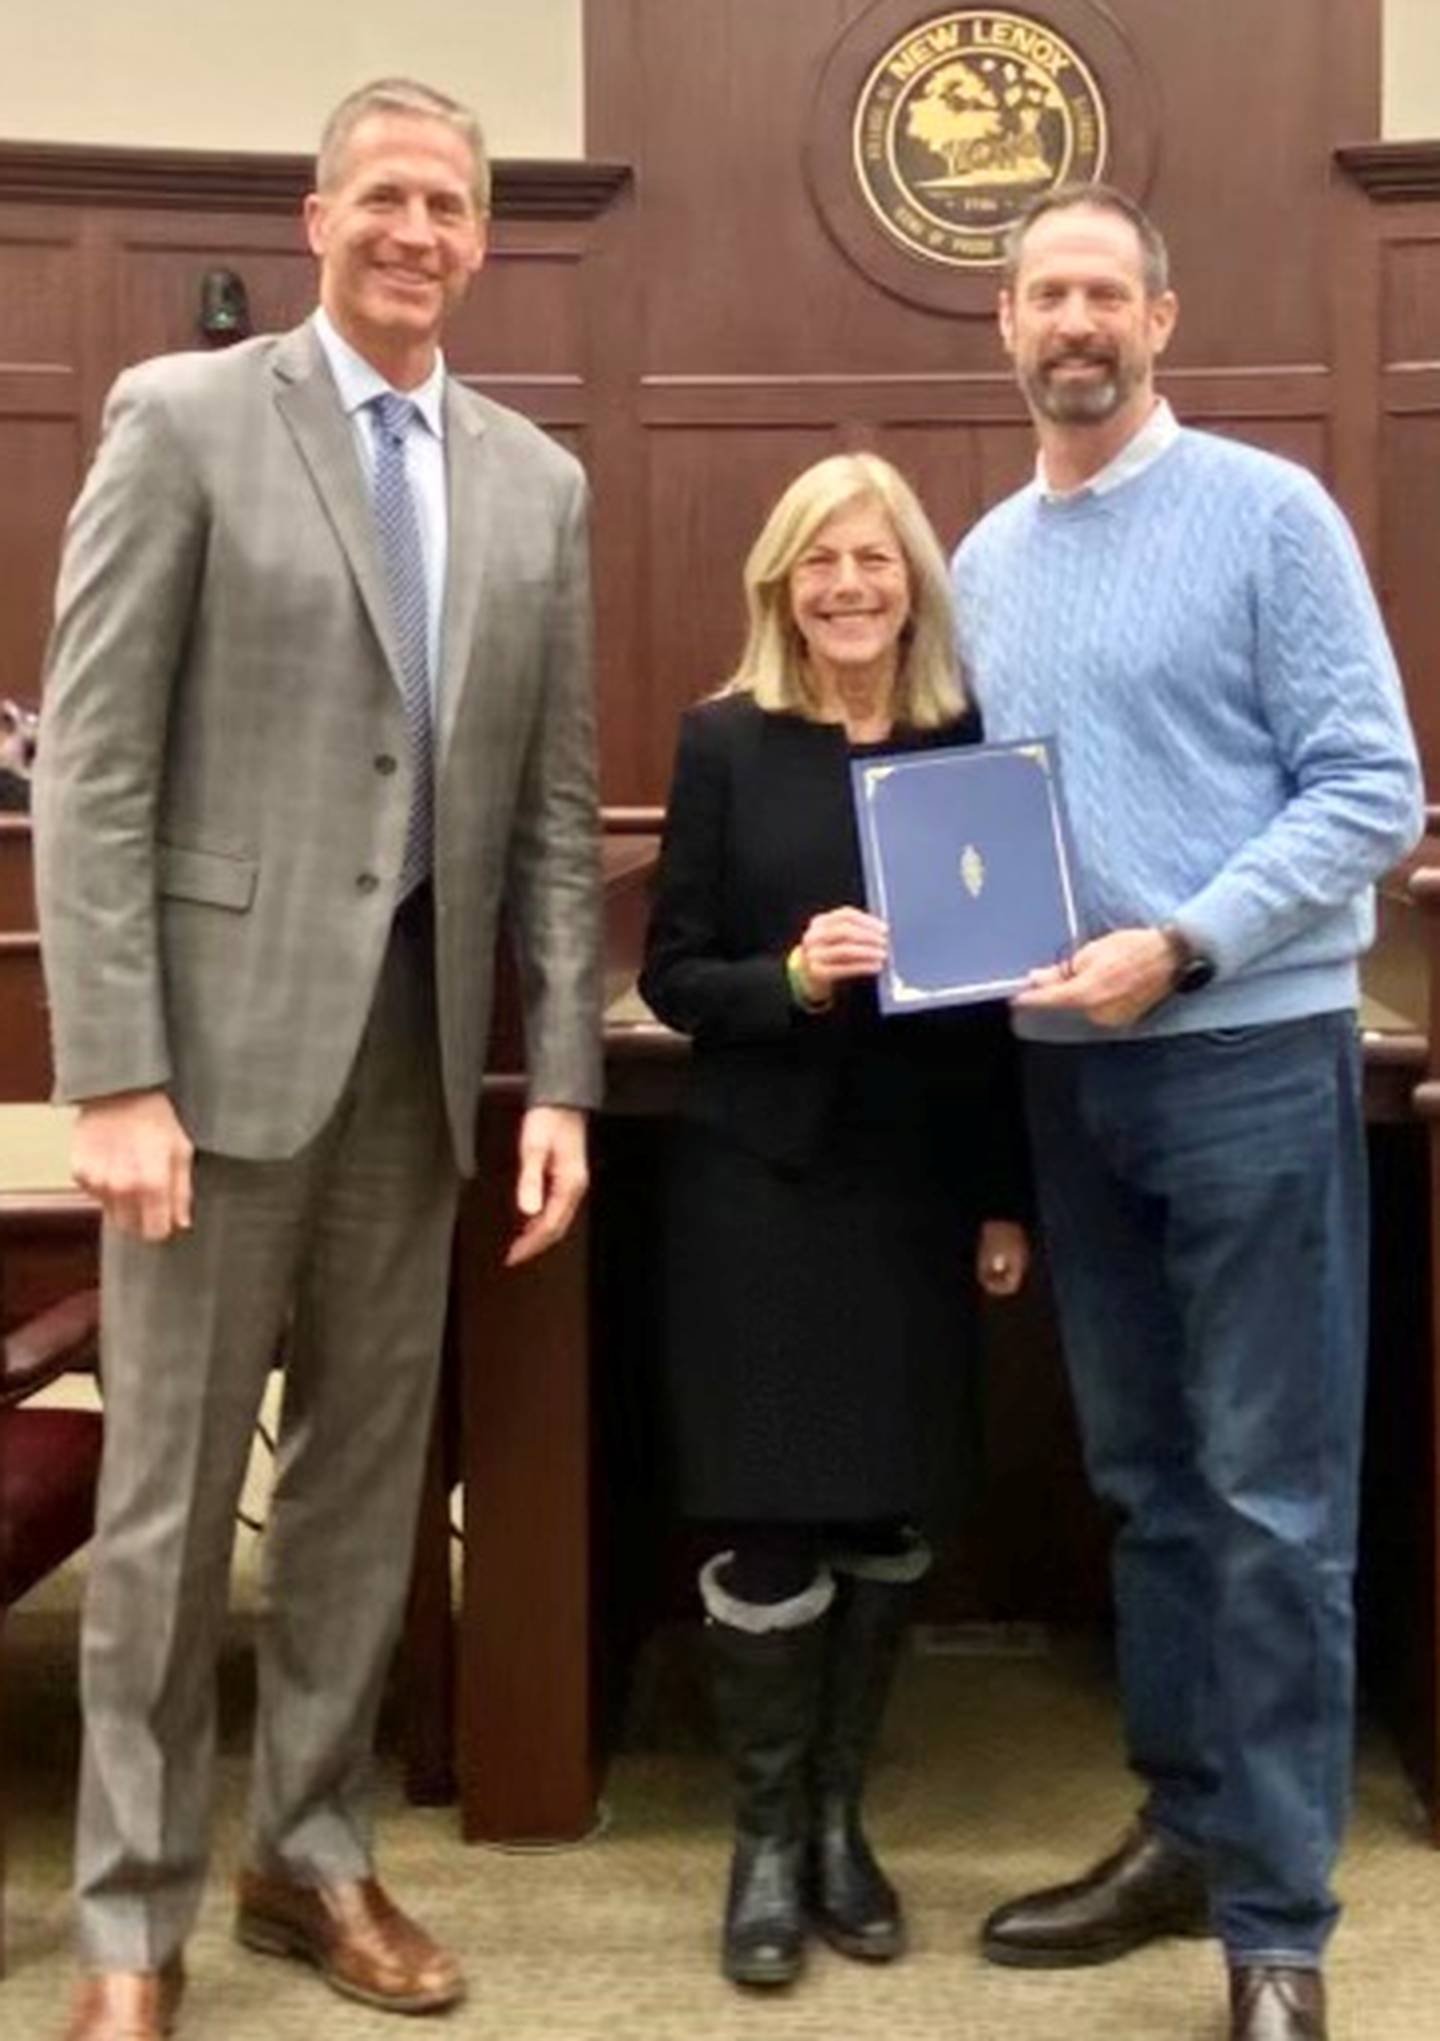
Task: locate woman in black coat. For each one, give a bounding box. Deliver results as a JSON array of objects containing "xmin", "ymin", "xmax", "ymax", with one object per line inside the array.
[{"xmin": 640, "ymin": 453, "xmax": 1031, "ymax": 1989}]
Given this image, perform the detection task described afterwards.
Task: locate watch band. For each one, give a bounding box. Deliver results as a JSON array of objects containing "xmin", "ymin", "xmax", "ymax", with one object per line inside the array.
[{"xmin": 1160, "ymin": 923, "xmax": 1216, "ymax": 995}]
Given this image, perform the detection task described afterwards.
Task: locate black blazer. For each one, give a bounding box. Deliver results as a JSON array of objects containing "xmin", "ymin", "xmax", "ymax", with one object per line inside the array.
[{"xmin": 640, "ymin": 693, "xmax": 1029, "ymax": 1213}]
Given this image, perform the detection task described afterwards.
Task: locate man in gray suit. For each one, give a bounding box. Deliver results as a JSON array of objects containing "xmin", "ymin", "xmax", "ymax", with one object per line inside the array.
[{"xmin": 34, "ymin": 76, "xmax": 600, "ymax": 2041}]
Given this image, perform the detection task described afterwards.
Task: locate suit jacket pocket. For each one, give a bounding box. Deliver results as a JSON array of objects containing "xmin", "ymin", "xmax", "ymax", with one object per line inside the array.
[{"xmin": 157, "ymin": 842, "xmax": 258, "ymax": 912}]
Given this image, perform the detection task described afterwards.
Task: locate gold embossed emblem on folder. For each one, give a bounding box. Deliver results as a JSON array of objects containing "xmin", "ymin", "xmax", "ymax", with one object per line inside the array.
[{"xmin": 850, "ymin": 736, "xmax": 1081, "ymax": 1014}]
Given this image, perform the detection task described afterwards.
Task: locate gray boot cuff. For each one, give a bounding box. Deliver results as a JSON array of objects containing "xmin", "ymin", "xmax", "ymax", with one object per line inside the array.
[
  {"xmin": 699, "ymin": 1552, "xmax": 836, "ymax": 1633},
  {"xmin": 827, "ymin": 1531, "xmax": 933, "ymax": 1585}
]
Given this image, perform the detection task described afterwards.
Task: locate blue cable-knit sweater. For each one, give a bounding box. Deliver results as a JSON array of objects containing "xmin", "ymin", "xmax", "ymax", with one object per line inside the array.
[{"xmin": 950, "ymin": 428, "xmax": 1424, "ymax": 1042}]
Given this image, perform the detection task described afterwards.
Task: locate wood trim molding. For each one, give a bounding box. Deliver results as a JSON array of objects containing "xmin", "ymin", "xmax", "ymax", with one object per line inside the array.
[
  {"xmin": 602, "ymin": 806, "xmax": 665, "ymax": 835},
  {"xmin": 1336, "ymin": 141, "xmax": 1440, "ymax": 202},
  {"xmin": 0, "ymin": 142, "xmax": 631, "ymax": 220}
]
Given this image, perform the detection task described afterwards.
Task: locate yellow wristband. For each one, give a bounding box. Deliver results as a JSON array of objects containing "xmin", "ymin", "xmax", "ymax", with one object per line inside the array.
[{"xmin": 786, "ymin": 945, "xmax": 832, "ymax": 1012}]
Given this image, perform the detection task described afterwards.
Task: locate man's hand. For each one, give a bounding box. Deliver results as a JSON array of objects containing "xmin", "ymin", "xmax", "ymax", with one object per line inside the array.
[
  {"xmin": 795, "ymin": 906, "xmax": 889, "ymax": 1004},
  {"xmin": 1015, "ymin": 927, "xmax": 1176, "ymax": 1028},
  {"xmin": 72, "ymin": 1089, "xmax": 194, "ymax": 1241},
  {"xmin": 507, "ymin": 1105, "xmax": 589, "ymax": 1268}
]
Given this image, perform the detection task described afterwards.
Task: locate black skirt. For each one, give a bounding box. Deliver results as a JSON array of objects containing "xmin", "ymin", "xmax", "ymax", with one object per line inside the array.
[{"xmin": 660, "ymin": 1112, "xmax": 982, "ymax": 1525}]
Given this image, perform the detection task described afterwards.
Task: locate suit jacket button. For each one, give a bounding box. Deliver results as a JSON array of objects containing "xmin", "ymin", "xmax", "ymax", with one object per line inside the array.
[
  {"xmin": 374, "ymin": 753, "xmax": 398, "ymax": 775},
  {"xmin": 356, "ymin": 872, "xmax": 380, "ymax": 894}
]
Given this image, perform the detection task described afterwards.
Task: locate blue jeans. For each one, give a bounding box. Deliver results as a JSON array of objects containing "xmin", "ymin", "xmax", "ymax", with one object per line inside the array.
[{"xmin": 1024, "ymin": 1014, "xmax": 1367, "ymax": 1963}]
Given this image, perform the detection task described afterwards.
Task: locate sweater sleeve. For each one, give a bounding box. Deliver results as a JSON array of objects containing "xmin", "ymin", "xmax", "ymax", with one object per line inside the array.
[
  {"xmin": 639, "ymin": 706, "xmax": 802, "ymax": 1043},
  {"xmin": 1173, "ymin": 477, "xmax": 1423, "ymax": 977}
]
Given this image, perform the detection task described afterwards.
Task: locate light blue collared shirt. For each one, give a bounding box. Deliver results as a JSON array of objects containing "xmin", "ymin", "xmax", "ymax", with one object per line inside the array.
[
  {"xmin": 312, "ymin": 308, "xmax": 448, "ymax": 704},
  {"xmin": 1036, "ymin": 396, "xmax": 1181, "ymax": 503}
]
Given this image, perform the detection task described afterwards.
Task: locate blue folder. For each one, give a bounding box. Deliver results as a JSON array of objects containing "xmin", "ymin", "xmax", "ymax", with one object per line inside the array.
[{"xmin": 850, "ymin": 738, "xmax": 1081, "ymax": 1013}]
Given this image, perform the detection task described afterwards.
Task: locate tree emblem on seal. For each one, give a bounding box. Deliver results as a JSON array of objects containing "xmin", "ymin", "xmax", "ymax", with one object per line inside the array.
[{"xmin": 853, "ymin": 10, "xmax": 1108, "ymax": 269}]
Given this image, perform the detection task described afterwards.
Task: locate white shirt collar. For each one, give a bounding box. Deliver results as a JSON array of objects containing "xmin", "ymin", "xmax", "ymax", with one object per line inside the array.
[
  {"xmin": 312, "ymin": 307, "xmax": 446, "ymax": 441},
  {"xmin": 1036, "ymin": 397, "xmax": 1179, "ymax": 504}
]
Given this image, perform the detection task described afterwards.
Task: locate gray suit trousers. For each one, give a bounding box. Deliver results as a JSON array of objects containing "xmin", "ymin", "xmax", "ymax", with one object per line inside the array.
[{"xmin": 75, "ymin": 908, "xmax": 461, "ymax": 1969}]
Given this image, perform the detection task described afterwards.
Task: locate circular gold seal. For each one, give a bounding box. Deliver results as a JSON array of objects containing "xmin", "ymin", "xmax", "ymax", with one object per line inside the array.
[{"xmin": 853, "ymin": 9, "xmax": 1108, "ymax": 269}]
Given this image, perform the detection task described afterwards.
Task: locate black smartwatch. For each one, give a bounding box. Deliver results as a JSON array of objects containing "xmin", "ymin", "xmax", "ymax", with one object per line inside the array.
[{"xmin": 1160, "ymin": 923, "xmax": 1216, "ymax": 995}]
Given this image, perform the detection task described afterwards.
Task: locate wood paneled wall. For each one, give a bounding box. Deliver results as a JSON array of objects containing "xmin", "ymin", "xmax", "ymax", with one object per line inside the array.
[
  {"xmin": 584, "ymin": 0, "xmax": 1437, "ymax": 802},
  {"xmin": 0, "ymin": 6, "xmax": 1431, "ymax": 807},
  {"xmin": 4, "ymin": 2, "xmax": 1440, "ymax": 1099},
  {"xmin": 1342, "ymin": 154, "xmax": 1440, "ymax": 779},
  {"xmin": 0, "ymin": 150, "xmax": 627, "ymax": 713}
]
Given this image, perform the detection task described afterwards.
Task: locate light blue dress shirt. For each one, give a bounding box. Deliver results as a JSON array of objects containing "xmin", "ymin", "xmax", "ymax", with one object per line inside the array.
[{"xmin": 1035, "ymin": 396, "xmax": 1180, "ymax": 502}]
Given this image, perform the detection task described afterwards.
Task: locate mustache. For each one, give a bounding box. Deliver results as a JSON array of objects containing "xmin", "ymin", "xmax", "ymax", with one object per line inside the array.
[{"xmin": 1041, "ymin": 343, "xmax": 1117, "ymax": 371}]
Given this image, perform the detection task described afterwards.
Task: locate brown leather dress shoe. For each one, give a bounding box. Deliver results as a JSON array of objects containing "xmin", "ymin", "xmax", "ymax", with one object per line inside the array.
[
  {"xmin": 1230, "ymin": 1964, "xmax": 1328, "ymax": 2040},
  {"xmin": 980, "ymin": 1819, "xmax": 1211, "ymax": 1967},
  {"xmin": 61, "ymin": 1959, "xmax": 186, "ymax": 2040},
  {"xmin": 234, "ymin": 1867, "xmax": 465, "ymax": 2014}
]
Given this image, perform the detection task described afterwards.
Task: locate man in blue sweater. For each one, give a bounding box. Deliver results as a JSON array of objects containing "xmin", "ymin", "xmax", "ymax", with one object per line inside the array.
[{"xmin": 951, "ymin": 185, "xmax": 1422, "ymax": 2041}]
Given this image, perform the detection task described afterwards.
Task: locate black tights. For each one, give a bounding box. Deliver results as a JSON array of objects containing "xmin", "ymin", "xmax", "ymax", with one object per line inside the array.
[{"xmin": 712, "ymin": 1518, "xmax": 913, "ymax": 1606}]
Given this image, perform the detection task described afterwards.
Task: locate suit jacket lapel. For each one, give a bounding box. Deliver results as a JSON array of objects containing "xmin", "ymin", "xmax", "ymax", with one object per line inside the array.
[
  {"xmin": 270, "ymin": 323, "xmax": 408, "ymax": 695},
  {"xmin": 437, "ymin": 379, "xmax": 491, "ymax": 763}
]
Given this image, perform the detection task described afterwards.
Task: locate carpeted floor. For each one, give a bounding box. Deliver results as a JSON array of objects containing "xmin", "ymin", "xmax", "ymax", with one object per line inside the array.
[{"xmin": 4, "ymin": 1612, "xmax": 1440, "ymax": 2040}]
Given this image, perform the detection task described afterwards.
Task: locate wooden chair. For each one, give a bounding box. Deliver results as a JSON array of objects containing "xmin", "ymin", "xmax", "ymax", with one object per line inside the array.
[{"xmin": 0, "ymin": 1288, "xmax": 102, "ymax": 1974}]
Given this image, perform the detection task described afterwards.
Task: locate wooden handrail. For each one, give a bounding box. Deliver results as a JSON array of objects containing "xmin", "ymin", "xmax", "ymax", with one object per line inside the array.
[{"xmin": 602, "ymin": 806, "xmax": 664, "ymax": 835}]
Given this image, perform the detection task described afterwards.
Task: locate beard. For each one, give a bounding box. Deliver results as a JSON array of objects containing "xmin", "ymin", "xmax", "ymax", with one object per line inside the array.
[{"xmin": 1022, "ymin": 343, "xmax": 1141, "ymax": 425}]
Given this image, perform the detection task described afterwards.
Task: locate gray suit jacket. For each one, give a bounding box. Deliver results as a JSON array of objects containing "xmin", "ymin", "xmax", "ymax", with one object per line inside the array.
[{"xmin": 34, "ymin": 321, "xmax": 601, "ymax": 1174}]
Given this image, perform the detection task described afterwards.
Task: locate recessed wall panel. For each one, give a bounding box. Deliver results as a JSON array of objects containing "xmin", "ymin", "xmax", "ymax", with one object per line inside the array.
[
  {"xmin": 1383, "ymin": 236, "xmax": 1440, "ymax": 367},
  {"xmin": 116, "ymin": 235, "xmax": 314, "ymax": 369},
  {"xmin": 1381, "ymin": 408, "xmax": 1440, "ymax": 780},
  {"xmin": 0, "ymin": 233, "xmax": 81, "ymax": 364}
]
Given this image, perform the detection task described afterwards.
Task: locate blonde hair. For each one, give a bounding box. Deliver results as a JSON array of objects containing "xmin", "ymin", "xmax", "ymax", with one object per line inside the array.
[
  {"xmin": 724, "ymin": 454, "xmax": 964, "ymax": 728},
  {"xmin": 317, "ymin": 77, "xmax": 491, "ymax": 216}
]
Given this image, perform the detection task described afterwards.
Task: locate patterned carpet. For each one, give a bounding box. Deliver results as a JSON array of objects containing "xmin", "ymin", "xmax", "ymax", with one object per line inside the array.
[{"xmin": 4, "ymin": 1616, "xmax": 1440, "ymax": 2040}]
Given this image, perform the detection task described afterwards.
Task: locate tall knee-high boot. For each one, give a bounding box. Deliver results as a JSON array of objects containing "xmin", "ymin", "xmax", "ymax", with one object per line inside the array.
[
  {"xmin": 700, "ymin": 1555, "xmax": 832, "ymax": 1987},
  {"xmin": 808, "ymin": 1537, "xmax": 931, "ymax": 1961}
]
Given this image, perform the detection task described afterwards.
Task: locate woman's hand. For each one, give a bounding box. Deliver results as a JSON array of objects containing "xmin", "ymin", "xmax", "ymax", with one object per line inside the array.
[
  {"xmin": 793, "ymin": 905, "xmax": 889, "ymax": 1004},
  {"xmin": 976, "ymin": 1219, "xmax": 1029, "ymax": 1298}
]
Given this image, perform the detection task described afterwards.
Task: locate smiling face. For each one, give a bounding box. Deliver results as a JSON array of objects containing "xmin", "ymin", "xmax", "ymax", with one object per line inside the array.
[
  {"xmin": 787, "ymin": 496, "xmax": 913, "ymax": 703},
  {"xmin": 304, "ymin": 110, "xmax": 486, "ymax": 387},
  {"xmin": 1000, "ymin": 203, "xmax": 1176, "ymax": 432}
]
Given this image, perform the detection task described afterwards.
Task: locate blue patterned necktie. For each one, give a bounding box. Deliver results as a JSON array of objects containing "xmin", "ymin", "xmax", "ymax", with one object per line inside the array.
[{"xmin": 368, "ymin": 392, "xmax": 433, "ymax": 898}]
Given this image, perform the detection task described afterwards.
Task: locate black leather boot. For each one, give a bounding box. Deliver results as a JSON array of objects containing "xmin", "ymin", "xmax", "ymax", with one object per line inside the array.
[
  {"xmin": 702, "ymin": 1560, "xmax": 831, "ymax": 1988},
  {"xmin": 807, "ymin": 1552, "xmax": 926, "ymax": 1962},
  {"xmin": 981, "ymin": 1818, "xmax": 1211, "ymax": 1967}
]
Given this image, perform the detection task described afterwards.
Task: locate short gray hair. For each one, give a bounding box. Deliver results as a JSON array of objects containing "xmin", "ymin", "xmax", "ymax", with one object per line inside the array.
[
  {"xmin": 1003, "ymin": 182, "xmax": 1169, "ymax": 297},
  {"xmin": 317, "ymin": 77, "xmax": 491, "ymax": 215}
]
